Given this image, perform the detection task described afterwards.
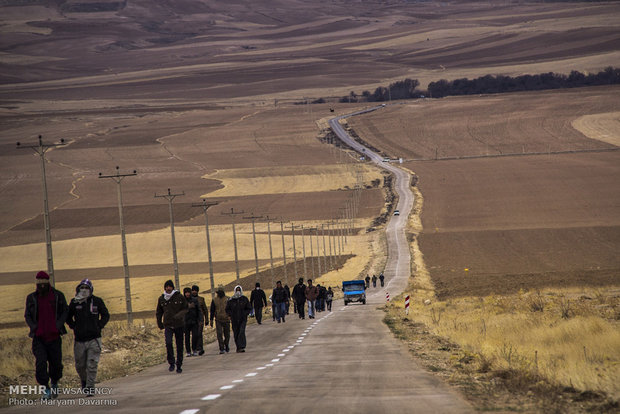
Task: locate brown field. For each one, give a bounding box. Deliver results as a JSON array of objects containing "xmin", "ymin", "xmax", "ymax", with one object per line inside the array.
[
  {"xmin": 1, "ymin": 1, "xmax": 619, "ymax": 314},
  {"xmin": 347, "ymin": 87, "xmax": 620, "ymax": 298}
]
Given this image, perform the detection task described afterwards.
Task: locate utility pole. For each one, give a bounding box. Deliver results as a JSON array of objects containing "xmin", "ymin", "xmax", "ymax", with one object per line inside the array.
[
  {"xmin": 155, "ymin": 188, "xmax": 185, "ymax": 289},
  {"xmin": 327, "ymin": 221, "xmax": 334, "ymax": 269},
  {"xmin": 99, "ymin": 166, "xmax": 137, "ymax": 325},
  {"xmin": 263, "ymin": 216, "xmax": 276, "ymax": 289},
  {"xmin": 291, "ymin": 223, "xmax": 298, "ymax": 282},
  {"xmin": 315, "ymin": 227, "xmax": 322, "ymax": 277},
  {"xmin": 17, "ymin": 135, "xmax": 66, "ymax": 287},
  {"xmin": 339, "ymin": 207, "xmax": 348, "ymax": 246},
  {"xmin": 300, "ymin": 225, "xmax": 307, "ymax": 281},
  {"xmin": 192, "ymin": 199, "xmax": 219, "ymax": 299},
  {"xmin": 222, "ymin": 208, "xmax": 244, "ymax": 282},
  {"xmin": 321, "ymin": 223, "xmax": 329, "ymax": 271},
  {"xmin": 306, "ymin": 227, "xmax": 318, "ymax": 279},
  {"xmin": 280, "ymin": 219, "xmax": 289, "ymax": 286},
  {"xmin": 243, "ymin": 213, "xmax": 264, "ymax": 284}
]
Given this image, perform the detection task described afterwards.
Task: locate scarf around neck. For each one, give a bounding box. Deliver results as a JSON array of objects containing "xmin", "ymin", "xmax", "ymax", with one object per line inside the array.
[{"xmin": 163, "ymin": 289, "xmax": 177, "ymax": 301}]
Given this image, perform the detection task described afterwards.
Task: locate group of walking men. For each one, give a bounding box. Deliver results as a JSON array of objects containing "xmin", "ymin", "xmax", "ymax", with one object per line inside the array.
[
  {"xmin": 24, "ymin": 271, "xmax": 338, "ymax": 399},
  {"xmin": 365, "ymin": 272, "xmax": 385, "ymax": 288}
]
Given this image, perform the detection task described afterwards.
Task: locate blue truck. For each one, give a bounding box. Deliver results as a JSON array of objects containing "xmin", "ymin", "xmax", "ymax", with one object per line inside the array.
[{"xmin": 343, "ymin": 280, "xmax": 366, "ymax": 305}]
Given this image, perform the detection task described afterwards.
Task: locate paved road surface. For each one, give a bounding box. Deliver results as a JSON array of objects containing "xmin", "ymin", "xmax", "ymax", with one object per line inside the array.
[{"xmin": 4, "ymin": 107, "xmax": 472, "ymax": 413}]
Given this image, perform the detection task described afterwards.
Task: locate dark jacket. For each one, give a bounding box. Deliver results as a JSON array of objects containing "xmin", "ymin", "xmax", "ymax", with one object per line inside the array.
[
  {"xmin": 25, "ymin": 288, "xmax": 68, "ymax": 339},
  {"xmin": 272, "ymin": 287, "xmax": 288, "ymax": 304},
  {"xmin": 156, "ymin": 291, "xmax": 188, "ymax": 329},
  {"xmin": 185, "ymin": 295, "xmax": 200, "ymax": 326},
  {"xmin": 292, "ymin": 283, "xmax": 306, "ymax": 302},
  {"xmin": 225, "ymin": 295, "xmax": 252, "ymax": 323},
  {"xmin": 194, "ymin": 295, "xmax": 209, "ymax": 324},
  {"xmin": 67, "ymin": 295, "xmax": 110, "ymax": 342},
  {"xmin": 250, "ymin": 288, "xmax": 267, "ymax": 308},
  {"xmin": 317, "ymin": 285, "xmax": 327, "ymax": 300}
]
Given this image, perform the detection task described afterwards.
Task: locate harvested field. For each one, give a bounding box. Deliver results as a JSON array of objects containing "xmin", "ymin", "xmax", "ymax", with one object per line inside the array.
[{"xmin": 346, "ymin": 87, "xmax": 620, "ymax": 298}]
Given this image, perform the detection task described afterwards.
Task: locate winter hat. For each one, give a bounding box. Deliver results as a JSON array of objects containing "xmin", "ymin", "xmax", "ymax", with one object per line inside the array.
[
  {"xmin": 191, "ymin": 285, "xmax": 199, "ymax": 292},
  {"xmin": 298, "ymin": 278, "xmax": 304, "ymax": 284},
  {"xmin": 183, "ymin": 287, "xmax": 192, "ymax": 294},
  {"xmin": 164, "ymin": 279, "xmax": 174, "ymax": 289},
  {"xmin": 76, "ymin": 278, "xmax": 93, "ymax": 293},
  {"xmin": 255, "ymin": 282, "xmax": 260, "ymax": 288},
  {"xmin": 36, "ymin": 271, "xmax": 50, "ymax": 284}
]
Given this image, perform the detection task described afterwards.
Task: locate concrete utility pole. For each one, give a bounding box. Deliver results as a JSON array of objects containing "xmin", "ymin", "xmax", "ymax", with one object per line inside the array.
[
  {"xmin": 280, "ymin": 219, "xmax": 289, "ymax": 286},
  {"xmin": 192, "ymin": 199, "xmax": 219, "ymax": 299},
  {"xmin": 155, "ymin": 188, "xmax": 185, "ymax": 289},
  {"xmin": 290, "ymin": 223, "xmax": 298, "ymax": 282},
  {"xmin": 244, "ymin": 213, "xmax": 264, "ymax": 285},
  {"xmin": 17, "ymin": 135, "xmax": 66, "ymax": 287},
  {"xmin": 327, "ymin": 221, "xmax": 334, "ymax": 269},
  {"xmin": 222, "ymin": 208, "xmax": 244, "ymax": 282},
  {"xmin": 99, "ymin": 166, "xmax": 137, "ymax": 325},
  {"xmin": 315, "ymin": 227, "xmax": 322, "ymax": 277},
  {"xmin": 306, "ymin": 227, "xmax": 318, "ymax": 279},
  {"xmin": 339, "ymin": 207, "xmax": 348, "ymax": 246},
  {"xmin": 263, "ymin": 216, "xmax": 276, "ymax": 289},
  {"xmin": 299, "ymin": 225, "xmax": 308, "ymax": 280},
  {"xmin": 321, "ymin": 223, "xmax": 328, "ymax": 272}
]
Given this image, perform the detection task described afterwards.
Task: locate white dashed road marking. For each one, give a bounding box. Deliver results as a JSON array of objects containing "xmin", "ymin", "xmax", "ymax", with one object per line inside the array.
[{"xmin": 201, "ymin": 394, "xmax": 221, "ymax": 401}]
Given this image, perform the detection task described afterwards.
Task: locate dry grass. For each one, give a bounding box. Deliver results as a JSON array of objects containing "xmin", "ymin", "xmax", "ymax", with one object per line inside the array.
[
  {"xmin": 572, "ymin": 112, "xmax": 620, "ymax": 147},
  {"xmin": 0, "ymin": 319, "xmax": 170, "ymax": 407}
]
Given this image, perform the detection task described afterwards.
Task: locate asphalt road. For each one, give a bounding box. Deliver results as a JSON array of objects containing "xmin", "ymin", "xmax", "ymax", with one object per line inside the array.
[{"xmin": 4, "ymin": 107, "xmax": 472, "ymax": 413}]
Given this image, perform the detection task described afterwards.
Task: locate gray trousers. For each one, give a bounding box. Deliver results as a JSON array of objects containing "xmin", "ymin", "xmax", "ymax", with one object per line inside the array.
[{"xmin": 74, "ymin": 338, "xmax": 101, "ymax": 389}]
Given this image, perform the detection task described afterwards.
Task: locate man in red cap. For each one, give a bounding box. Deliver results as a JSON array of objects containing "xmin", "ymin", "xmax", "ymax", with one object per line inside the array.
[{"xmin": 24, "ymin": 271, "xmax": 69, "ymax": 400}]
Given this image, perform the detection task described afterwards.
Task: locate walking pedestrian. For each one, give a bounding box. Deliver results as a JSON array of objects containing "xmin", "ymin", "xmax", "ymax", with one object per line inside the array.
[
  {"xmin": 210, "ymin": 286, "xmax": 231, "ymax": 354},
  {"xmin": 66, "ymin": 279, "xmax": 109, "ymax": 397},
  {"xmin": 183, "ymin": 287, "xmax": 200, "ymax": 357},
  {"xmin": 326, "ymin": 287, "xmax": 334, "ymax": 312},
  {"xmin": 365, "ymin": 274, "xmax": 370, "ymax": 288},
  {"xmin": 225, "ymin": 285, "xmax": 252, "ymax": 353},
  {"xmin": 284, "ymin": 284, "xmax": 291, "ymax": 315},
  {"xmin": 24, "ymin": 271, "xmax": 68, "ymax": 400},
  {"xmin": 379, "ymin": 272, "xmax": 385, "ymax": 287},
  {"xmin": 191, "ymin": 285, "xmax": 208, "ymax": 356},
  {"xmin": 317, "ymin": 284, "xmax": 327, "ymax": 311},
  {"xmin": 372, "ymin": 274, "xmax": 377, "ymax": 288},
  {"xmin": 305, "ymin": 279, "xmax": 319, "ymax": 319},
  {"xmin": 249, "ymin": 282, "xmax": 267, "ymax": 325},
  {"xmin": 292, "ymin": 278, "xmax": 306, "ymax": 319},
  {"xmin": 156, "ymin": 280, "xmax": 188, "ymax": 373},
  {"xmin": 272, "ymin": 281, "xmax": 289, "ymax": 323}
]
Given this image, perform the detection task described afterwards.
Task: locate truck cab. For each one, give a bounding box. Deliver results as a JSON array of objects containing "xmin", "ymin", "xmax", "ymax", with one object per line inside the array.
[{"xmin": 343, "ymin": 280, "xmax": 366, "ymax": 305}]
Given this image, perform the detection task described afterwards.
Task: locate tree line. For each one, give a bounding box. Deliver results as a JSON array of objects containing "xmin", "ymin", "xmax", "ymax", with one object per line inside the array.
[{"xmin": 331, "ymin": 67, "xmax": 619, "ymax": 103}]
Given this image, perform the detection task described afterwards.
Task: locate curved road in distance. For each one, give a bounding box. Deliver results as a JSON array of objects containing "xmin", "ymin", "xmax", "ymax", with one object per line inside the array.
[
  {"xmin": 3, "ymin": 108, "xmax": 472, "ymax": 414},
  {"xmin": 329, "ymin": 107, "xmax": 414, "ymax": 299}
]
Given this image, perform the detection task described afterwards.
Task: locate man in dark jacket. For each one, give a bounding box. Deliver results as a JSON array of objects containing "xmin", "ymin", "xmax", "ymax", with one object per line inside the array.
[
  {"xmin": 225, "ymin": 285, "xmax": 252, "ymax": 352},
  {"xmin": 317, "ymin": 284, "xmax": 327, "ymax": 312},
  {"xmin": 183, "ymin": 287, "xmax": 200, "ymax": 357},
  {"xmin": 272, "ymin": 281, "xmax": 289, "ymax": 323},
  {"xmin": 291, "ymin": 278, "xmax": 306, "ymax": 319},
  {"xmin": 249, "ymin": 282, "xmax": 268, "ymax": 325},
  {"xmin": 379, "ymin": 272, "xmax": 385, "ymax": 287},
  {"xmin": 284, "ymin": 284, "xmax": 291, "ymax": 315},
  {"xmin": 24, "ymin": 271, "xmax": 68, "ymax": 400},
  {"xmin": 156, "ymin": 280, "xmax": 188, "ymax": 373},
  {"xmin": 67, "ymin": 278, "xmax": 109, "ymax": 396},
  {"xmin": 191, "ymin": 285, "xmax": 208, "ymax": 355}
]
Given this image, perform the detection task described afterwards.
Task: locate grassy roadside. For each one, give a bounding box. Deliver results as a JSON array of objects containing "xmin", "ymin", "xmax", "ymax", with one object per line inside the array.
[
  {"xmin": 381, "ymin": 186, "xmax": 619, "ymax": 413},
  {"xmin": 0, "ymin": 319, "xmax": 220, "ymax": 407}
]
